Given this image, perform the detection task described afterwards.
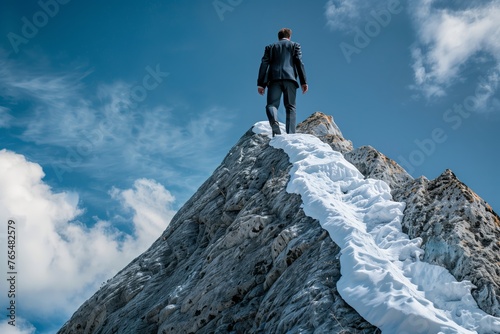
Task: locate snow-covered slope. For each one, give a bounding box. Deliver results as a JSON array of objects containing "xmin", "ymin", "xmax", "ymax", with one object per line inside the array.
[
  {"xmin": 59, "ymin": 112, "xmax": 500, "ymax": 334},
  {"xmin": 255, "ymin": 121, "xmax": 500, "ymax": 333}
]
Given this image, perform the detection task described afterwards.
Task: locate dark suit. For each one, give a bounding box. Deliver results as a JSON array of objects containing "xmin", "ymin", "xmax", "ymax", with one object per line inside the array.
[{"xmin": 257, "ymin": 38, "xmax": 307, "ymax": 135}]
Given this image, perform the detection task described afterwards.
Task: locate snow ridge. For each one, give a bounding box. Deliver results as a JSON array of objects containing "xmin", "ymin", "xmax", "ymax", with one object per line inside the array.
[{"xmin": 253, "ymin": 122, "xmax": 500, "ymax": 334}]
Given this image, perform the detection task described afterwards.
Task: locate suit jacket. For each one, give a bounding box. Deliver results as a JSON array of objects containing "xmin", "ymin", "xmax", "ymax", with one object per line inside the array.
[{"xmin": 257, "ymin": 38, "xmax": 307, "ymax": 89}]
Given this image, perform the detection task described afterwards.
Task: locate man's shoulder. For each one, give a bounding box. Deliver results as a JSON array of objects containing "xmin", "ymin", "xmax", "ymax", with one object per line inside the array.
[
  {"xmin": 279, "ymin": 39, "xmax": 299, "ymax": 45},
  {"xmin": 266, "ymin": 39, "xmax": 300, "ymax": 49}
]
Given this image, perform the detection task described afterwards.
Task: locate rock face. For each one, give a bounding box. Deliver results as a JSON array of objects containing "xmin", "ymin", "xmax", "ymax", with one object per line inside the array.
[
  {"xmin": 344, "ymin": 145, "xmax": 413, "ymax": 194},
  {"xmin": 58, "ymin": 112, "xmax": 500, "ymax": 333},
  {"xmin": 396, "ymin": 170, "xmax": 500, "ymax": 317},
  {"xmin": 297, "ymin": 112, "xmax": 353, "ymax": 153},
  {"xmin": 343, "ymin": 139, "xmax": 500, "ymax": 317},
  {"xmin": 344, "ymin": 141, "xmax": 500, "ymax": 317}
]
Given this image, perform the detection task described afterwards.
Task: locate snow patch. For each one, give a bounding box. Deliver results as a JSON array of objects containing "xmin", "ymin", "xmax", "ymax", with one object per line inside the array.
[{"xmin": 253, "ymin": 122, "xmax": 500, "ymax": 334}]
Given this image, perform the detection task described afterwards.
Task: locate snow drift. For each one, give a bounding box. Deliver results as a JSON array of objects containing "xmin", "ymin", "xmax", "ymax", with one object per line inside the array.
[{"xmin": 254, "ymin": 120, "xmax": 500, "ymax": 334}]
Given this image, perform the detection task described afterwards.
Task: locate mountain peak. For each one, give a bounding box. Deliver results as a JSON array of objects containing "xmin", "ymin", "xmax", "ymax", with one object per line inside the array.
[
  {"xmin": 58, "ymin": 113, "xmax": 500, "ymax": 333},
  {"xmin": 297, "ymin": 111, "xmax": 353, "ymax": 153},
  {"xmin": 297, "ymin": 111, "xmax": 343, "ymax": 137}
]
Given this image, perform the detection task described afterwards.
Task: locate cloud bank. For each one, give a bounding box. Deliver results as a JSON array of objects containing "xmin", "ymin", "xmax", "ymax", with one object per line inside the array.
[
  {"xmin": 0, "ymin": 149, "xmax": 173, "ymax": 330},
  {"xmin": 0, "ymin": 47, "xmax": 234, "ymax": 331}
]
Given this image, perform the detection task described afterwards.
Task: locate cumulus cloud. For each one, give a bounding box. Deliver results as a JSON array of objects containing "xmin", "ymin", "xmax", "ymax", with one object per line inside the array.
[
  {"xmin": 0, "ymin": 318, "xmax": 35, "ymax": 334},
  {"xmin": 0, "ymin": 150, "xmax": 172, "ymax": 328},
  {"xmin": 111, "ymin": 178, "xmax": 176, "ymax": 252},
  {"xmin": 409, "ymin": 0, "xmax": 500, "ymax": 108},
  {"xmin": 0, "ymin": 48, "xmax": 232, "ymax": 331}
]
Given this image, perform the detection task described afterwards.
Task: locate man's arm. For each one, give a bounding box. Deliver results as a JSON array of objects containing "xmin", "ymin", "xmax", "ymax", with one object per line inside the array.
[
  {"xmin": 293, "ymin": 43, "xmax": 308, "ymax": 92},
  {"xmin": 257, "ymin": 45, "xmax": 271, "ymax": 91}
]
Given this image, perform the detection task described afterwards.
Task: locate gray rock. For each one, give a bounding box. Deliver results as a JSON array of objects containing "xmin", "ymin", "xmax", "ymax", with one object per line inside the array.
[
  {"xmin": 394, "ymin": 169, "xmax": 500, "ymax": 317},
  {"xmin": 58, "ymin": 112, "xmax": 500, "ymax": 333},
  {"xmin": 297, "ymin": 111, "xmax": 353, "ymax": 153},
  {"xmin": 58, "ymin": 122, "xmax": 377, "ymax": 334},
  {"xmin": 344, "ymin": 145, "xmax": 413, "ymax": 195}
]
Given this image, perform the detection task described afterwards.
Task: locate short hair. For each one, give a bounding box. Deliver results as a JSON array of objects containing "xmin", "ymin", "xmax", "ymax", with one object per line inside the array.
[{"xmin": 278, "ymin": 28, "xmax": 292, "ymax": 39}]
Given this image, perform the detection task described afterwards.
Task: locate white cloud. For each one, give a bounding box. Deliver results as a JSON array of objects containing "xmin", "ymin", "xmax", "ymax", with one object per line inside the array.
[
  {"xmin": 325, "ymin": 0, "xmax": 363, "ymax": 31},
  {"xmin": 0, "ymin": 150, "xmax": 172, "ymax": 328},
  {"xmin": 0, "ymin": 318, "xmax": 35, "ymax": 334},
  {"xmin": 325, "ymin": 0, "xmax": 390, "ymax": 32},
  {"xmin": 0, "ymin": 51, "xmax": 89, "ymax": 109},
  {"xmin": 0, "ymin": 53, "xmax": 234, "ymax": 191},
  {"xmin": 111, "ymin": 178, "xmax": 176, "ymax": 251},
  {"xmin": 409, "ymin": 0, "xmax": 500, "ymax": 107},
  {"xmin": 0, "ymin": 51, "xmax": 234, "ymax": 330}
]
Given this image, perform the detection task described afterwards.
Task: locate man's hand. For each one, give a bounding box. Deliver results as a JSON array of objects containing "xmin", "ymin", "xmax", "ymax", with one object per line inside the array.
[
  {"xmin": 302, "ymin": 84, "xmax": 308, "ymax": 94},
  {"xmin": 258, "ymin": 86, "xmax": 265, "ymax": 95}
]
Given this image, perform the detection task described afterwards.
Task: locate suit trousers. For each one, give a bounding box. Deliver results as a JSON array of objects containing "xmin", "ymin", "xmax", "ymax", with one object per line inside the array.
[{"xmin": 265, "ymin": 80, "xmax": 297, "ymax": 135}]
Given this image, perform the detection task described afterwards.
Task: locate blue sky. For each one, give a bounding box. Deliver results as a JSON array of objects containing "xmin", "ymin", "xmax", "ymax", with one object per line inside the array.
[{"xmin": 0, "ymin": 0, "xmax": 499, "ymax": 333}]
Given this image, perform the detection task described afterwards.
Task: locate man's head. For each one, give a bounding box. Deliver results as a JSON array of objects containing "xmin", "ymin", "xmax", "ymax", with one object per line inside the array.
[{"xmin": 278, "ymin": 28, "xmax": 292, "ymax": 40}]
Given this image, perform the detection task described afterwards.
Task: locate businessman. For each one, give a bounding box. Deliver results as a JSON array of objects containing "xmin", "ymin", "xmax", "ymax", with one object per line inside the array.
[{"xmin": 257, "ymin": 28, "xmax": 308, "ymax": 136}]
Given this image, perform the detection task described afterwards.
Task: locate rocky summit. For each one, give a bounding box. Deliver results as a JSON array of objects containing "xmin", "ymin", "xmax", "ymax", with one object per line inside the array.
[{"xmin": 58, "ymin": 112, "xmax": 500, "ymax": 334}]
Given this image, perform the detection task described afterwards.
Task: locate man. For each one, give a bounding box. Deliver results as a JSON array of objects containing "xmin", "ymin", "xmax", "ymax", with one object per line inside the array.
[{"xmin": 257, "ymin": 28, "xmax": 308, "ymax": 136}]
